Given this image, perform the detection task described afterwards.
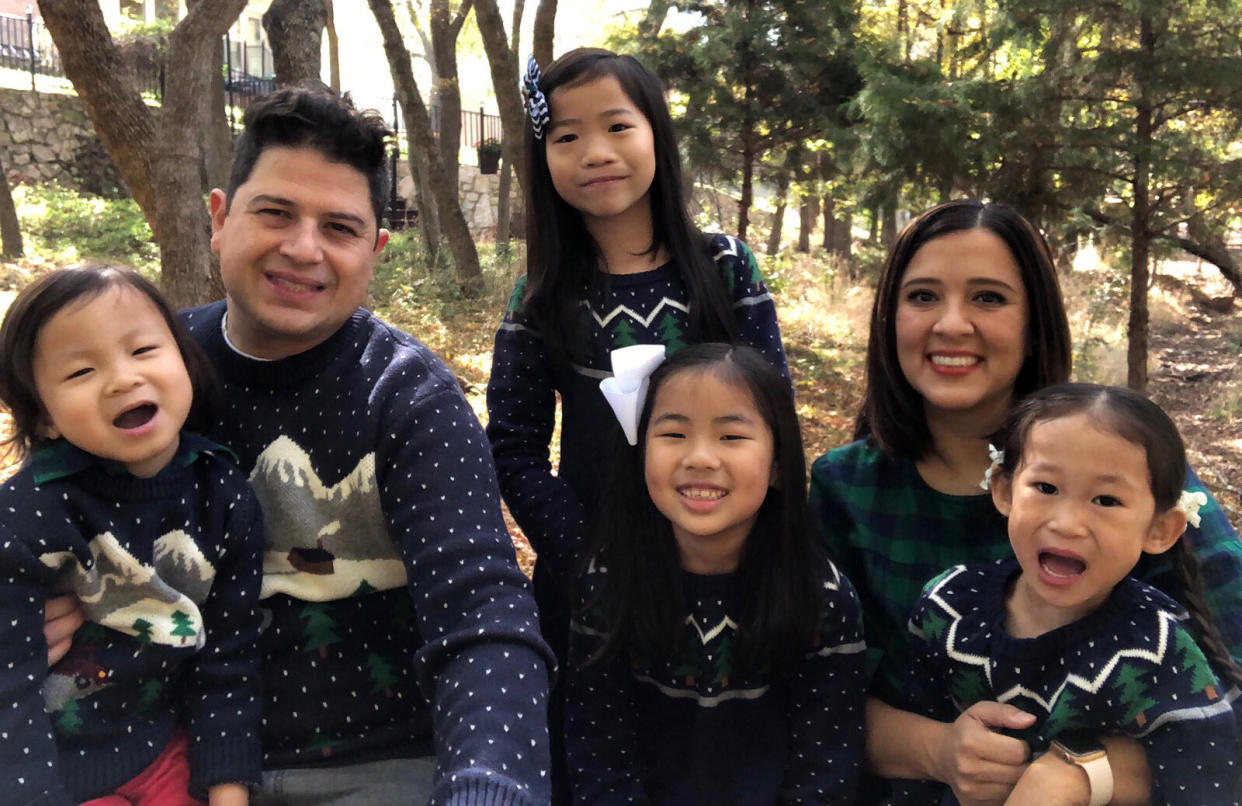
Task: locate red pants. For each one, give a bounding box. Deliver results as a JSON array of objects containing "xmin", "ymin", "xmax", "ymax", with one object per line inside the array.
[{"xmin": 78, "ymin": 731, "xmax": 205, "ymax": 806}]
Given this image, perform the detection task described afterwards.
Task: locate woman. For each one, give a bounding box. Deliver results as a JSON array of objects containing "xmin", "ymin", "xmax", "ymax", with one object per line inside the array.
[{"xmin": 811, "ymin": 199, "xmax": 1242, "ymax": 805}]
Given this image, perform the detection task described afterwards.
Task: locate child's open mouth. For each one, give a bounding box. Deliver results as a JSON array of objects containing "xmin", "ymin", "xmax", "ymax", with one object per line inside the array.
[
  {"xmin": 1039, "ymin": 550, "xmax": 1086, "ymax": 578},
  {"xmin": 113, "ymin": 403, "xmax": 157, "ymax": 430}
]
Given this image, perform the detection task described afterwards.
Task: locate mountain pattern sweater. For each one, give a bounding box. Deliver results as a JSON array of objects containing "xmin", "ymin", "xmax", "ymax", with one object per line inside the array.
[
  {"xmin": 901, "ymin": 560, "xmax": 1240, "ymax": 806},
  {"xmin": 0, "ymin": 434, "xmax": 263, "ymax": 806},
  {"xmin": 565, "ymin": 557, "xmax": 867, "ymax": 805},
  {"xmin": 183, "ymin": 302, "xmax": 555, "ymax": 806}
]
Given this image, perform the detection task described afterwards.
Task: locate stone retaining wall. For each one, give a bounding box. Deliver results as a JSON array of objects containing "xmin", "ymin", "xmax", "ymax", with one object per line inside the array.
[
  {"xmin": 0, "ymin": 87, "xmax": 126, "ymax": 197},
  {"xmin": 396, "ymin": 162, "xmax": 516, "ymax": 240}
]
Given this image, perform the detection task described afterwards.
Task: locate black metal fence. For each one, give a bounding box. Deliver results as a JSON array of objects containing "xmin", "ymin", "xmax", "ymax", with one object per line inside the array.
[
  {"xmin": 0, "ymin": 11, "xmax": 61, "ymax": 83},
  {"xmin": 0, "ymin": 12, "xmax": 272, "ymax": 108},
  {"xmin": 389, "ymin": 102, "xmax": 503, "ymax": 149}
]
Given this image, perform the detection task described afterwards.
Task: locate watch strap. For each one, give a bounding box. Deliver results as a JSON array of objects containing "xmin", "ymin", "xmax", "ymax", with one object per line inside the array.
[{"xmin": 1078, "ymin": 752, "xmax": 1113, "ymax": 806}]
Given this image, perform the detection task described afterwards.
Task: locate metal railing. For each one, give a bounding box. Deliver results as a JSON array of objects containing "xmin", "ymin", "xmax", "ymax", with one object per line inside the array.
[{"xmin": 1, "ymin": 12, "xmax": 269, "ymax": 106}]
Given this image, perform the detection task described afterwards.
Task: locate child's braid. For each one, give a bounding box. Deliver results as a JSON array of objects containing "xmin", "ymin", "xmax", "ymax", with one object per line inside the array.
[{"xmin": 1170, "ymin": 539, "xmax": 1242, "ymax": 690}]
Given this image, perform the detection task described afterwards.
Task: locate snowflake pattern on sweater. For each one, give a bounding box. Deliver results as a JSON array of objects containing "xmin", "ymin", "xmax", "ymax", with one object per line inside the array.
[
  {"xmin": 182, "ymin": 302, "xmax": 554, "ymax": 806},
  {"xmin": 566, "ymin": 557, "xmax": 867, "ymax": 805},
  {"xmin": 904, "ymin": 560, "xmax": 1240, "ymax": 806},
  {"xmin": 0, "ymin": 435, "xmax": 263, "ymax": 806}
]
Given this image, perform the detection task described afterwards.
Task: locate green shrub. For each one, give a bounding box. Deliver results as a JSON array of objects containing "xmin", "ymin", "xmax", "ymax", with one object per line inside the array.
[{"xmin": 14, "ymin": 184, "xmax": 158, "ymax": 270}]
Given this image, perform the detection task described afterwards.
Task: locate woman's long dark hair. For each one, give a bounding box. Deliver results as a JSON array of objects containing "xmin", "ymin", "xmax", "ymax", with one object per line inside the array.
[
  {"xmin": 523, "ymin": 48, "xmax": 737, "ymax": 365},
  {"xmin": 582, "ymin": 343, "xmax": 822, "ymax": 678},
  {"xmin": 996, "ymin": 383, "xmax": 1242, "ymax": 691},
  {"xmin": 856, "ymin": 199, "xmax": 1072, "ymax": 459}
]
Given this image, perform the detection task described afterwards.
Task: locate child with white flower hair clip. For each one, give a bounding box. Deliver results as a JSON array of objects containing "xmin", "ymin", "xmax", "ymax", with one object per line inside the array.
[
  {"xmin": 903, "ymin": 383, "xmax": 1242, "ymax": 806},
  {"xmin": 567, "ymin": 343, "xmax": 865, "ymax": 804}
]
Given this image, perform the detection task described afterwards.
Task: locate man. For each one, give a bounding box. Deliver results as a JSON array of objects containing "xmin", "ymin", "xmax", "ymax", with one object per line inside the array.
[
  {"xmin": 196, "ymin": 87, "xmax": 552, "ymax": 805},
  {"xmin": 53, "ymin": 87, "xmax": 553, "ymax": 806}
]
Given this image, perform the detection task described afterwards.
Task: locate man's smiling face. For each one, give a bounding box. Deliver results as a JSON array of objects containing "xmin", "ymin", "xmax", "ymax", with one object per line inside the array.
[{"xmin": 210, "ymin": 145, "xmax": 388, "ymax": 360}]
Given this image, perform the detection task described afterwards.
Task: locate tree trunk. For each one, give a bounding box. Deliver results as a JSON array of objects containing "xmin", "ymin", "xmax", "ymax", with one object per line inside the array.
[
  {"xmin": 324, "ymin": 0, "xmax": 340, "ymax": 92},
  {"xmin": 1126, "ymin": 13, "xmax": 1155, "ymax": 392},
  {"xmin": 370, "ymin": 0, "xmax": 481, "ymax": 288},
  {"xmin": 263, "ymin": 0, "xmax": 327, "ymax": 88},
  {"xmin": 405, "ymin": 0, "xmax": 442, "ymax": 257},
  {"xmin": 821, "ymin": 193, "xmax": 834, "ymax": 250},
  {"xmin": 797, "ymin": 197, "xmax": 812, "ymax": 253},
  {"xmin": 638, "ymin": 0, "xmax": 671, "ymax": 39},
  {"xmin": 532, "ymin": 0, "xmax": 556, "ymax": 67},
  {"xmin": 429, "ymin": 0, "xmax": 472, "ymax": 187},
  {"xmin": 473, "ymin": 0, "xmax": 527, "ymax": 190},
  {"xmin": 200, "ymin": 17, "xmax": 232, "ymax": 190},
  {"xmin": 39, "ymin": 0, "xmax": 241, "ymax": 307},
  {"xmin": 881, "ymin": 200, "xmax": 897, "ymax": 248},
  {"xmin": 834, "ymin": 212, "xmax": 852, "ymax": 268},
  {"xmin": 0, "ymin": 153, "xmax": 23, "ymax": 259},
  {"xmin": 493, "ymin": 0, "xmax": 524, "ymax": 249},
  {"xmin": 765, "ymin": 168, "xmax": 789, "ymax": 255},
  {"xmin": 738, "ymin": 140, "xmax": 754, "ymax": 243}
]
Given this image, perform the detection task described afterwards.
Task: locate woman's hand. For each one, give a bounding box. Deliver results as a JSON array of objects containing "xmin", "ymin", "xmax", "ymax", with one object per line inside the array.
[
  {"xmin": 44, "ymin": 594, "xmax": 84, "ymax": 666},
  {"xmin": 934, "ymin": 701, "xmax": 1036, "ymax": 806}
]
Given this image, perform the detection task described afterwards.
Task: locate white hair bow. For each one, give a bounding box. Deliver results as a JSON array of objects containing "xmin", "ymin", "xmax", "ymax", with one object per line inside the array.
[
  {"xmin": 600, "ymin": 344, "xmax": 667, "ymax": 446},
  {"xmin": 1178, "ymin": 490, "xmax": 1208, "ymax": 529}
]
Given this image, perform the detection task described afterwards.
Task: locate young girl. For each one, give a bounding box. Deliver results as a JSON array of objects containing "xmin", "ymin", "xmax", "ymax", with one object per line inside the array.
[
  {"xmin": 486, "ymin": 47, "xmax": 789, "ymax": 798},
  {"xmin": 0, "ymin": 266, "xmax": 263, "ymax": 806},
  {"xmin": 905, "ymin": 383, "xmax": 1241, "ymax": 805},
  {"xmin": 810, "ymin": 199, "xmax": 1242, "ymax": 804},
  {"xmin": 565, "ymin": 343, "xmax": 865, "ymax": 805}
]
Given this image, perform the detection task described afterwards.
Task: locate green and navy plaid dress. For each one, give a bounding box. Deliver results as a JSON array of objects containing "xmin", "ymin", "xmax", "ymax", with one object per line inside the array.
[{"xmin": 810, "ymin": 439, "xmax": 1242, "ymax": 706}]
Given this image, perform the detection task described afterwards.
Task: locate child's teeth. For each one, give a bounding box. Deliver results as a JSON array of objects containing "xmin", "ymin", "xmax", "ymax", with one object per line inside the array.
[{"xmin": 682, "ymin": 488, "xmax": 725, "ymax": 500}]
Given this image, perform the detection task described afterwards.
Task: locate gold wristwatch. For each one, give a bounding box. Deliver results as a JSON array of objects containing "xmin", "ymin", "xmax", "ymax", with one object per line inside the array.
[{"xmin": 1050, "ymin": 733, "xmax": 1113, "ymax": 806}]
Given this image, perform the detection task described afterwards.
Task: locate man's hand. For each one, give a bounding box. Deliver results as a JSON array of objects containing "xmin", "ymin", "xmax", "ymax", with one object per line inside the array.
[{"xmin": 44, "ymin": 594, "xmax": 84, "ymax": 666}]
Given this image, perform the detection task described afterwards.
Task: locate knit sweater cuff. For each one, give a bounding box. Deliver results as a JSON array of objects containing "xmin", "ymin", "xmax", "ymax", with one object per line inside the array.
[
  {"xmin": 436, "ymin": 772, "xmax": 543, "ymax": 806},
  {"xmin": 188, "ymin": 736, "xmax": 263, "ymax": 798}
]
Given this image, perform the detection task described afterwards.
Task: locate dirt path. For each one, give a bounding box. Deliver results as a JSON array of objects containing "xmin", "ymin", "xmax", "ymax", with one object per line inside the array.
[{"xmin": 1147, "ymin": 294, "xmax": 1242, "ymax": 523}]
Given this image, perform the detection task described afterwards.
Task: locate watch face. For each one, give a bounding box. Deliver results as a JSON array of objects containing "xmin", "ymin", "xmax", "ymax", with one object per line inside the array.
[{"xmin": 1053, "ymin": 731, "xmax": 1106, "ymax": 759}]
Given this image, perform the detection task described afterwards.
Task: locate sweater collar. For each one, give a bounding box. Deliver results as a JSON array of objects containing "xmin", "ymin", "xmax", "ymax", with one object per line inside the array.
[
  {"xmin": 200, "ymin": 302, "xmax": 370, "ymax": 388},
  {"xmin": 31, "ymin": 432, "xmax": 235, "ymax": 485}
]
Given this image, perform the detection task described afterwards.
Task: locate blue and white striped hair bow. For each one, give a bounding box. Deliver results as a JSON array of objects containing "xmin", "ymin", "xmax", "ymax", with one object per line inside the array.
[{"xmin": 523, "ymin": 55, "xmax": 550, "ymax": 139}]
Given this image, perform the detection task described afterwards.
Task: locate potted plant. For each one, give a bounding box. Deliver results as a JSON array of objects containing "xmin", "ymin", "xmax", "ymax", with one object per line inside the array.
[{"xmin": 476, "ymin": 138, "xmax": 503, "ymax": 174}]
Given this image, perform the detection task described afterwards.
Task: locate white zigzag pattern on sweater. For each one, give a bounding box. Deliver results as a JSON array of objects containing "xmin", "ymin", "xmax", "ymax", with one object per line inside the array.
[{"xmin": 912, "ymin": 565, "xmax": 1187, "ymax": 719}]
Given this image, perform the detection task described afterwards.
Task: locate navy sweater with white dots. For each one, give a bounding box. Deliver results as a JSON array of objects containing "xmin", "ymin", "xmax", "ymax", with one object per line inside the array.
[
  {"xmin": 0, "ymin": 434, "xmax": 264, "ymax": 806},
  {"xmin": 183, "ymin": 302, "xmax": 555, "ymax": 806},
  {"xmin": 486, "ymin": 234, "xmax": 789, "ymax": 645},
  {"xmin": 565, "ymin": 557, "xmax": 867, "ymax": 805},
  {"xmin": 904, "ymin": 560, "xmax": 1241, "ymax": 806}
]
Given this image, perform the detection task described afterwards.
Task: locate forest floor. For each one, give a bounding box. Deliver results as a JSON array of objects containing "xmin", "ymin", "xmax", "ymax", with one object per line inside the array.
[{"xmin": 1, "ymin": 247, "xmax": 1239, "ymax": 574}]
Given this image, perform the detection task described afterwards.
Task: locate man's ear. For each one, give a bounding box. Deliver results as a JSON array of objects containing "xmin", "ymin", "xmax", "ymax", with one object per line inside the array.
[
  {"xmin": 209, "ymin": 189, "xmax": 229, "ymax": 254},
  {"xmin": 374, "ymin": 228, "xmax": 390, "ymax": 254},
  {"xmin": 1142, "ymin": 508, "xmax": 1187, "ymax": 556},
  {"xmin": 990, "ymin": 473, "xmax": 1013, "ymax": 517}
]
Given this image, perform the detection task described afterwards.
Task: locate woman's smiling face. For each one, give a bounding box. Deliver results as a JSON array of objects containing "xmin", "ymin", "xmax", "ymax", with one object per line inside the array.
[{"xmin": 894, "ymin": 227, "xmax": 1029, "ymax": 429}]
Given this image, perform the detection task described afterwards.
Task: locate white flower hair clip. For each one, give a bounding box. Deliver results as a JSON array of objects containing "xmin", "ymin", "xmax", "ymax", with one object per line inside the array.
[
  {"xmin": 980, "ymin": 444, "xmax": 1004, "ymax": 491},
  {"xmin": 1177, "ymin": 490, "xmax": 1208, "ymax": 529},
  {"xmin": 600, "ymin": 344, "xmax": 667, "ymax": 445}
]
